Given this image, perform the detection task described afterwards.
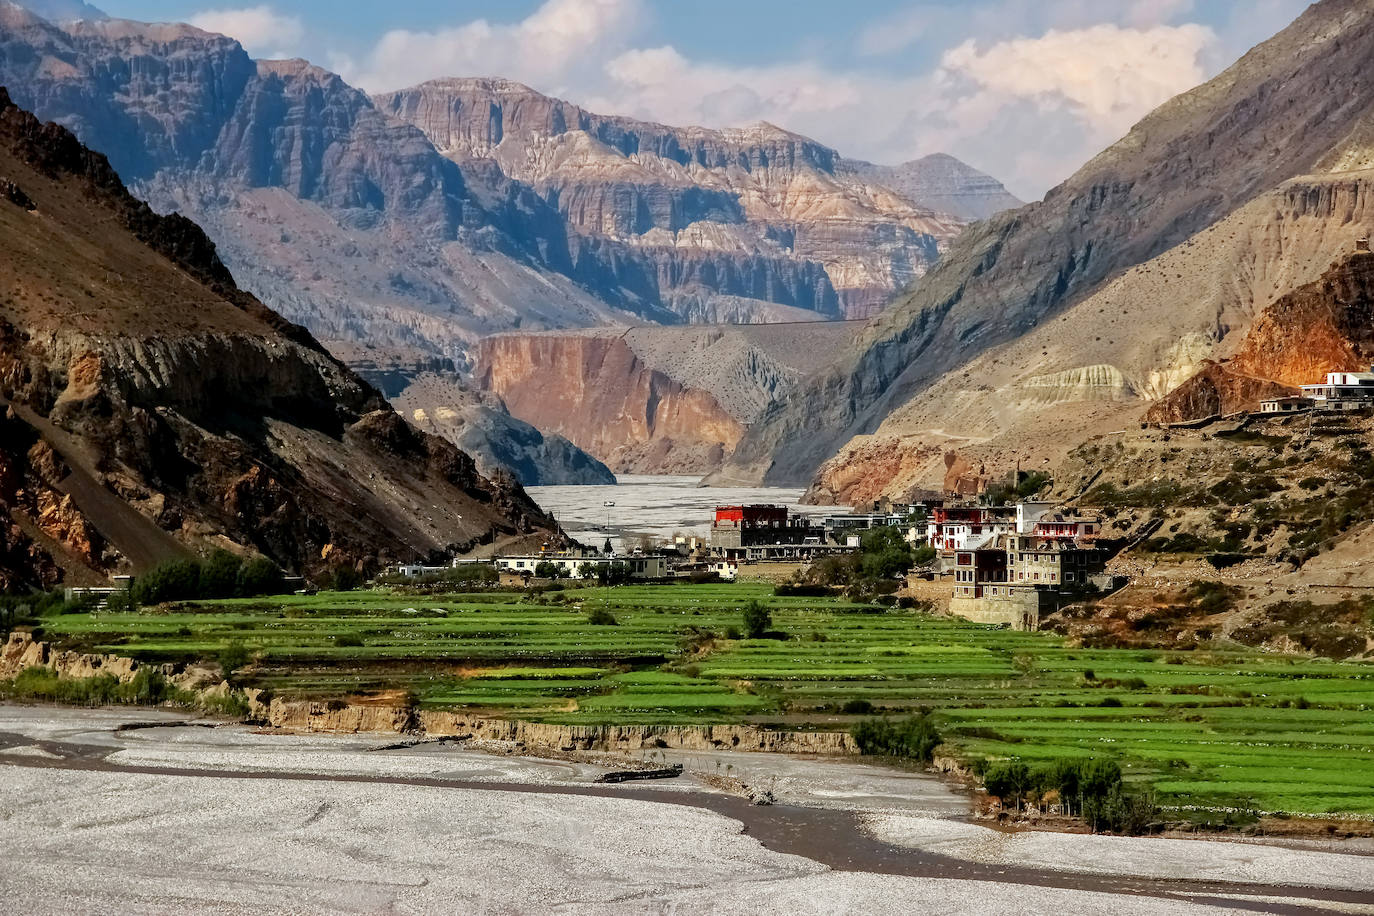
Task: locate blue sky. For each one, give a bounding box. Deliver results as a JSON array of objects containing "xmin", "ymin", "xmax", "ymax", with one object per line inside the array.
[{"xmin": 72, "ymin": 0, "xmax": 1310, "ymax": 198}]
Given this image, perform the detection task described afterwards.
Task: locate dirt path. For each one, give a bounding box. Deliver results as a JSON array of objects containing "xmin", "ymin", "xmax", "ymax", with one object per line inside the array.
[{"xmin": 0, "ymin": 726, "xmax": 1367, "ymax": 914}]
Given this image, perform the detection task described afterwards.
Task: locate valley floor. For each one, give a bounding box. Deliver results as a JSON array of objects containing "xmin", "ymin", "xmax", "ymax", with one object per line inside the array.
[{"xmin": 0, "ymin": 706, "xmax": 1370, "ymax": 915}]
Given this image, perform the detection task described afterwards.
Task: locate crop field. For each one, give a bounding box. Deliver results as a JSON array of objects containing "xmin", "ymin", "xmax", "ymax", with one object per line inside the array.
[{"xmin": 33, "ymin": 583, "xmax": 1374, "ymax": 815}]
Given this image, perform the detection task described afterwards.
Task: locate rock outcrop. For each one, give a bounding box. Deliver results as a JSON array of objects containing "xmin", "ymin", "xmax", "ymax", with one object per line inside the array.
[
  {"xmin": 716, "ymin": 0, "xmax": 1374, "ymax": 495},
  {"xmin": 1148, "ymin": 253, "xmax": 1374, "ymax": 423},
  {"xmin": 475, "ymin": 322, "xmax": 861, "ymax": 474},
  {"xmin": 0, "ymin": 86, "xmax": 555, "ymax": 583}
]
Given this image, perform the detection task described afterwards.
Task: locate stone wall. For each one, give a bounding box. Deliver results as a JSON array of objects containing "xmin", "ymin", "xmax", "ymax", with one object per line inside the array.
[{"xmin": 949, "ymin": 591, "xmax": 1043, "ymax": 630}]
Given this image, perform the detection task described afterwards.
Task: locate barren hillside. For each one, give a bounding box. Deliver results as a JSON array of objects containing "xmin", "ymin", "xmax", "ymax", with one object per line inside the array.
[{"xmin": 0, "ymin": 87, "xmax": 553, "ymax": 589}]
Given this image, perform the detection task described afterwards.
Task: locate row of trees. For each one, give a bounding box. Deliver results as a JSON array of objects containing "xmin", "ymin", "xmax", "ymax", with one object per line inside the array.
[
  {"xmin": 126, "ymin": 551, "xmax": 286, "ymax": 607},
  {"xmin": 981, "ymin": 756, "xmax": 1157, "ymax": 834}
]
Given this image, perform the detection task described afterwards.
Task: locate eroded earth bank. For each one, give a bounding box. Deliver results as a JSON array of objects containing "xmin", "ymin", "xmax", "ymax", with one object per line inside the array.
[{"xmin": 0, "ymin": 706, "xmax": 1370, "ymax": 915}]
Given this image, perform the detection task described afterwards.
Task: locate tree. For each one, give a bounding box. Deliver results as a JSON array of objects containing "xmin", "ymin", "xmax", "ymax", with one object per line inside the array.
[
  {"xmin": 534, "ymin": 560, "xmax": 562, "ymax": 579},
  {"xmin": 742, "ymin": 599, "xmax": 772, "ymax": 639},
  {"xmin": 236, "ymin": 557, "xmax": 284, "ymax": 597},
  {"xmin": 984, "ymin": 761, "xmax": 1032, "ymax": 811},
  {"xmin": 131, "ymin": 558, "xmax": 202, "ymax": 605},
  {"xmin": 200, "ymin": 550, "xmax": 244, "ymax": 598},
  {"xmin": 577, "ymin": 562, "xmax": 598, "ymax": 581},
  {"xmin": 602, "ymin": 537, "xmax": 613, "ymax": 555}
]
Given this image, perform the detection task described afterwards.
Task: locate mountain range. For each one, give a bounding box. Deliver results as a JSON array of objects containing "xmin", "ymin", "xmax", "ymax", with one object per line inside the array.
[{"xmin": 0, "ymin": 4, "xmax": 1018, "ymax": 365}]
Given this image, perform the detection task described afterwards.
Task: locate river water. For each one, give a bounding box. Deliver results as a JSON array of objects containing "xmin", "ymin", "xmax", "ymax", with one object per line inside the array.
[{"xmin": 527, "ymin": 474, "xmax": 830, "ymax": 551}]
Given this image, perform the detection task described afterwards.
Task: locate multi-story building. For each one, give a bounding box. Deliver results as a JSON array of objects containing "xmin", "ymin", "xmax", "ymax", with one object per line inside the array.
[
  {"xmin": 709, "ymin": 505, "xmax": 831, "ymax": 559},
  {"xmin": 1301, "ymin": 367, "xmax": 1374, "ymax": 410},
  {"xmin": 945, "ymin": 509, "xmax": 1108, "ymax": 631}
]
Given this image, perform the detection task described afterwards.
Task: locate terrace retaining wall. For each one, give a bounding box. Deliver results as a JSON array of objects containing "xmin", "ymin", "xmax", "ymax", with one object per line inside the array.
[
  {"xmin": 0, "ymin": 633, "xmax": 859, "ymax": 756},
  {"xmin": 267, "ymin": 698, "xmax": 859, "ymax": 754}
]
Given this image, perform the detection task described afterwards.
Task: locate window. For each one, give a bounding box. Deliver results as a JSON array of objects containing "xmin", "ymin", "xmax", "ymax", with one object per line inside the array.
[{"xmin": 1065, "ymin": 572, "xmax": 1075, "ymax": 583}]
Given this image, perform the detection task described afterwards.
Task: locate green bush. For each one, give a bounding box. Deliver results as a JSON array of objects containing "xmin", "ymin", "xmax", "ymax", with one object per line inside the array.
[
  {"xmin": 219, "ymin": 641, "xmax": 252, "ymax": 677},
  {"xmin": 534, "ymin": 561, "xmax": 562, "ymax": 579},
  {"xmin": 587, "ymin": 607, "xmax": 618, "ymax": 626},
  {"xmin": 741, "ymin": 599, "xmax": 772, "ymax": 639},
  {"xmin": 237, "ymin": 557, "xmax": 284, "ymax": 597},
  {"xmin": 851, "ymin": 714, "xmax": 941, "ymax": 763}
]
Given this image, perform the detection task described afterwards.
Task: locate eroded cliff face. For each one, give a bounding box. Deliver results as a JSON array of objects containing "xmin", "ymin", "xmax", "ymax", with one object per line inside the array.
[
  {"xmin": 375, "ymin": 78, "xmax": 976, "ymax": 322},
  {"xmin": 477, "ymin": 334, "xmax": 744, "ymax": 474},
  {"xmin": 1148, "ymin": 253, "xmax": 1374, "ymax": 423},
  {"xmin": 474, "ymin": 322, "xmax": 861, "ymax": 475},
  {"xmin": 0, "ymin": 87, "xmax": 555, "ymax": 583}
]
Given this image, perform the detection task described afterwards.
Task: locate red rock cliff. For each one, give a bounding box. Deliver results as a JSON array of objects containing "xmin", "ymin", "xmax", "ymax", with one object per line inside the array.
[{"xmin": 476, "ymin": 334, "xmax": 745, "ymax": 474}]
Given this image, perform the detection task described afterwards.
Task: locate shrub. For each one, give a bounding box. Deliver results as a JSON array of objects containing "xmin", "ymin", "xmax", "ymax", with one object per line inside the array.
[
  {"xmin": 586, "ymin": 607, "xmax": 618, "ymax": 626},
  {"xmin": 851, "ymin": 714, "xmax": 941, "ymax": 762},
  {"xmin": 334, "ymin": 634, "xmax": 364, "ymax": 648},
  {"xmin": 219, "ymin": 641, "xmax": 252, "ymax": 677},
  {"xmin": 534, "ymin": 561, "xmax": 562, "ymax": 579},
  {"xmin": 741, "ymin": 599, "xmax": 772, "ymax": 639},
  {"xmin": 841, "ymin": 698, "xmax": 874, "ymax": 715}
]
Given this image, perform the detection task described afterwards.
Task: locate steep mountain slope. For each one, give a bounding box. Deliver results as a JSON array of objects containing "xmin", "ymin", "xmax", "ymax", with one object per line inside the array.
[
  {"xmin": 0, "ymin": 87, "xmax": 552, "ymax": 589},
  {"xmin": 375, "ymin": 78, "xmax": 979, "ymax": 321},
  {"xmin": 716, "ymin": 0, "xmax": 1374, "ymax": 494},
  {"xmin": 807, "ymin": 171, "xmax": 1374, "ymax": 503},
  {"xmin": 341, "ymin": 344, "xmax": 615, "ymax": 486},
  {"xmin": 476, "ymin": 322, "xmax": 862, "ymax": 474}
]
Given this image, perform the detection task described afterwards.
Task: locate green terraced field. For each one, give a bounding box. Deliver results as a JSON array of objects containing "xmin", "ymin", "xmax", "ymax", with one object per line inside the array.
[{"xmin": 32, "ymin": 583, "xmax": 1374, "ymax": 815}]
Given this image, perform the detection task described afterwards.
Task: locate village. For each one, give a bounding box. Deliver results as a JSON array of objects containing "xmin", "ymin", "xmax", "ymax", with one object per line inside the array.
[{"xmin": 381, "ymin": 496, "xmax": 1111, "ymax": 633}]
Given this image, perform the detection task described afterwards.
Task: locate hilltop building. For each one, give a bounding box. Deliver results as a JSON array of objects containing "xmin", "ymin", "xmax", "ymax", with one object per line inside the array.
[{"xmin": 1299, "ymin": 367, "xmax": 1374, "ymax": 410}]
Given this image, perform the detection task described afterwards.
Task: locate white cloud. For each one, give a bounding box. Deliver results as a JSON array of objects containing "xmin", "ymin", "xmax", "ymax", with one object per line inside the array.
[
  {"xmin": 348, "ymin": 0, "xmax": 643, "ymax": 96},
  {"xmin": 189, "ymin": 5, "xmax": 304, "ymax": 59},
  {"xmin": 938, "ymin": 24, "xmax": 1214, "ymax": 144}
]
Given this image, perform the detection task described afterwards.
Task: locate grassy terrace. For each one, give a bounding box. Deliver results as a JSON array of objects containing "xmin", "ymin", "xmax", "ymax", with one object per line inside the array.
[{"xmin": 35, "ymin": 583, "xmax": 1374, "ymax": 815}]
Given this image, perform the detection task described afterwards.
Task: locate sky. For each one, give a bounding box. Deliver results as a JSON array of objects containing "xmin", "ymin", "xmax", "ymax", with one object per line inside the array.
[{"xmin": 80, "ymin": 0, "xmax": 1310, "ymax": 200}]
